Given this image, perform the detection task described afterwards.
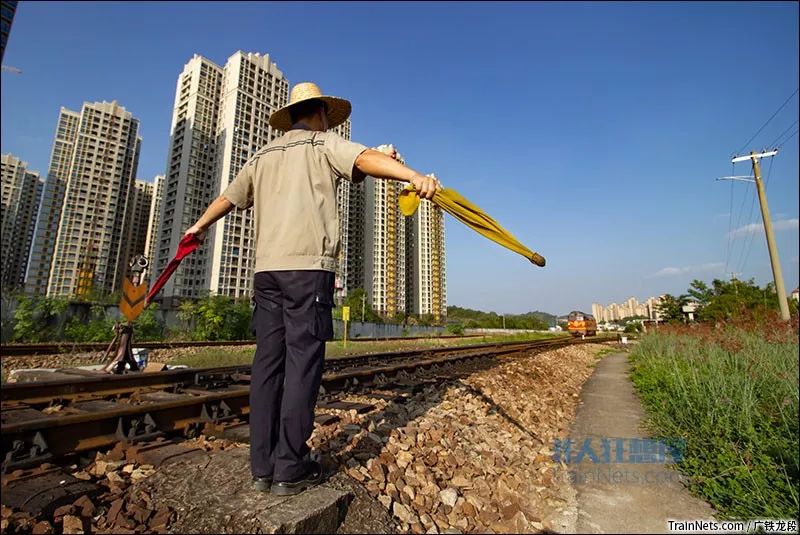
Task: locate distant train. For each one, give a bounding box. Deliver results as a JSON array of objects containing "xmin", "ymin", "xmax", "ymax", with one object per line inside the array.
[{"xmin": 567, "ymin": 311, "xmax": 597, "ymax": 337}]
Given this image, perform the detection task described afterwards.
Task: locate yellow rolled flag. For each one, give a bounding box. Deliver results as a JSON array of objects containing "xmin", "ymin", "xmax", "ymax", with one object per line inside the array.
[{"xmin": 399, "ymin": 185, "xmax": 545, "ymax": 267}]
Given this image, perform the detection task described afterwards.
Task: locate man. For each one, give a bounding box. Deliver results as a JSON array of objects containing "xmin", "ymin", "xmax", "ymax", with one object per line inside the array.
[{"xmin": 184, "ymin": 82, "xmax": 440, "ymax": 495}]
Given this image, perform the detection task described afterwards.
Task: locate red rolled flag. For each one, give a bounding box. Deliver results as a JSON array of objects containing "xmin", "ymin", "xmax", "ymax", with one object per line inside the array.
[{"xmin": 145, "ymin": 233, "xmax": 201, "ymax": 305}]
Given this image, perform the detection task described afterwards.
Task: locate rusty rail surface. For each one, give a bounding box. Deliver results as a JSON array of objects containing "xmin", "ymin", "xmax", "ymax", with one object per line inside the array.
[
  {"xmin": 1, "ymin": 337, "xmax": 573, "ymax": 403},
  {"xmin": 1, "ymin": 337, "xmax": 612, "ymax": 471},
  {"xmin": 0, "ymin": 334, "xmax": 486, "ymax": 357}
]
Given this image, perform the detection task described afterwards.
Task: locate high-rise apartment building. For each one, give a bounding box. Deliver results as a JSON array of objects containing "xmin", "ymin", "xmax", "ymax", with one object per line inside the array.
[
  {"xmin": 408, "ymin": 174, "xmax": 446, "ymax": 321},
  {"xmin": 209, "ymin": 52, "xmax": 289, "ymax": 299},
  {"xmin": 124, "ymin": 180, "xmax": 153, "ymax": 265},
  {"xmin": 44, "ymin": 101, "xmax": 142, "ymax": 297},
  {"xmin": 1, "ymin": 0, "xmax": 17, "ymax": 63},
  {"xmin": 144, "ymin": 174, "xmax": 164, "ymax": 273},
  {"xmin": 346, "ymin": 146, "xmax": 447, "ymax": 321},
  {"xmin": 362, "ymin": 145, "xmax": 409, "ymax": 318},
  {"xmin": 26, "ymin": 108, "xmax": 81, "ymax": 295},
  {"xmin": 592, "ymin": 295, "xmax": 664, "ymax": 322},
  {"xmin": 331, "ymin": 119, "xmax": 353, "ymax": 300},
  {"xmin": 1, "ymin": 154, "xmax": 43, "ymax": 289},
  {"xmin": 346, "ymin": 165, "xmax": 367, "ymax": 300},
  {"xmin": 154, "ymin": 52, "xmax": 288, "ymax": 303},
  {"xmin": 154, "ymin": 55, "xmax": 224, "ymax": 301}
]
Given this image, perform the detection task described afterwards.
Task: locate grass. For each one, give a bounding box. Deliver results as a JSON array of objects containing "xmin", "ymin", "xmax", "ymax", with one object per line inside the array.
[
  {"xmin": 628, "ymin": 320, "xmax": 799, "ymax": 519},
  {"xmin": 168, "ymin": 331, "xmax": 567, "ymax": 368}
]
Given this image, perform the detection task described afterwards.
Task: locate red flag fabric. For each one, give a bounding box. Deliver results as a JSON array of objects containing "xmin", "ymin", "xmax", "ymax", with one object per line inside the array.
[{"xmin": 145, "ymin": 234, "xmax": 201, "ymax": 305}]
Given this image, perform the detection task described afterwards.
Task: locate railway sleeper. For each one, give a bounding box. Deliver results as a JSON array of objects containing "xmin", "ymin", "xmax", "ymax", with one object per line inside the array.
[
  {"xmin": 2, "ymin": 432, "xmax": 53, "ymax": 473},
  {"xmin": 1, "ymin": 466, "xmax": 101, "ymax": 517}
]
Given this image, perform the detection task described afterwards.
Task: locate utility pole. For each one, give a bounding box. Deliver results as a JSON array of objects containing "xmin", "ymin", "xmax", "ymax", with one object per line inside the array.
[
  {"xmin": 361, "ymin": 292, "xmax": 366, "ymax": 322},
  {"xmin": 720, "ymin": 150, "xmax": 790, "ymax": 320},
  {"xmin": 727, "ymin": 272, "xmax": 740, "ymax": 296}
]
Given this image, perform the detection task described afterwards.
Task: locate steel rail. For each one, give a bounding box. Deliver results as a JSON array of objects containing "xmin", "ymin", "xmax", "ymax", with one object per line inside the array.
[
  {"xmin": 1, "ymin": 337, "xmax": 611, "ymax": 469},
  {"xmin": 1, "ymin": 337, "xmax": 576, "ymax": 404},
  {"xmin": 0, "ymin": 334, "xmax": 486, "ymax": 357}
]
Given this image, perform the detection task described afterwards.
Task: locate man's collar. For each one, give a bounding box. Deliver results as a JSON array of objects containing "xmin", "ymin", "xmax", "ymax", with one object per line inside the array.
[{"xmin": 289, "ymin": 123, "xmax": 313, "ymax": 131}]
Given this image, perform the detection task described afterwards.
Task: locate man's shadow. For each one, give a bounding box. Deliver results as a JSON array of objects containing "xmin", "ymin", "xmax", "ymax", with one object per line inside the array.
[{"xmin": 313, "ymin": 353, "xmax": 545, "ymax": 482}]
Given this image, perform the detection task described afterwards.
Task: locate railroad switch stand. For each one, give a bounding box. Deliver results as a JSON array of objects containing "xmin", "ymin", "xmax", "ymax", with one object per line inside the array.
[
  {"xmin": 102, "ymin": 255, "xmax": 149, "ymax": 374},
  {"xmin": 101, "ymin": 322, "xmax": 139, "ymax": 374}
]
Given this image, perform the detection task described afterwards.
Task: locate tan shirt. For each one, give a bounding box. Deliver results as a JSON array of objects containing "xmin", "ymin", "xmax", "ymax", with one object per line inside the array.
[{"xmin": 222, "ymin": 129, "xmax": 368, "ymax": 273}]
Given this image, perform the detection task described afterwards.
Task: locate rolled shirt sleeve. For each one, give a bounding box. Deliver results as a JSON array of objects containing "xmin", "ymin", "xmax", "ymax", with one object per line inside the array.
[
  {"xmin": 323, "ymin": 133, "xmax": 369, "ymax": 183},
  {"xmin": 222, "ymin": 161, "xmax": 254, "ymax": 209}
]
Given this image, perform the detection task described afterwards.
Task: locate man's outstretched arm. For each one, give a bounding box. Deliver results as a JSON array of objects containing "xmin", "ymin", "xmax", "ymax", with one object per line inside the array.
[
  {"xmin": 184, "ymin": 195, "xmax": 236, "ymax": 241},
  {"xmin": 354, "ymin": 149, "xmax": 441, "ymax": 199}
]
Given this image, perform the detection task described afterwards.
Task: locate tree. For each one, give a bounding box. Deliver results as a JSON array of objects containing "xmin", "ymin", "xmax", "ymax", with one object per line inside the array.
[
  {"xmin": 687, "ymin": 279, "xmax": 714, "ymax": 307},
  {"xmin": 177, "ymin": 295, "xmax": 253, "ymax": 341},
  {"xmin": 661, "ymin": 277, "xmax": 793, "ymax": 324},
  {"xmin": 445, "ymin": 305, "xmax": 550, "ymax": 330},
  {"xmin": 342, "ymin": 288, "xmax": 382, "ymax": 323},
  {"xmin": 655, "ymin": 294, "xmax": 687, "ymax": 323},
  {"xmin": 12, "ymin": 296, "xmax": 70, "ymax": 342},
  {"xmin": 688, "ymin": 277, "xmax": 778, "ymax": 322}
]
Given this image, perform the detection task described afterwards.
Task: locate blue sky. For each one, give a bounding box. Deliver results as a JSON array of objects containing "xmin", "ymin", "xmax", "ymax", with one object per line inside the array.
[{"xmin": 2, "ymin": 1, "xmax": 798, "ymax": 315}]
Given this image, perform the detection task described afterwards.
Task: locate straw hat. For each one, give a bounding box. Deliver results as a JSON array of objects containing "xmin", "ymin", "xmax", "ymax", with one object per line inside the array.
[{"xmin": 268, "ymin": 82, "xmax": 351, "ymax": 131}]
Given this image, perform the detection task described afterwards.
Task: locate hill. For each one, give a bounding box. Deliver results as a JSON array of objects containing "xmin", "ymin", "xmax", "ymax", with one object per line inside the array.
[{"xmin": 446, "ymin": 306, "xmax": 557, "ymax": 330}]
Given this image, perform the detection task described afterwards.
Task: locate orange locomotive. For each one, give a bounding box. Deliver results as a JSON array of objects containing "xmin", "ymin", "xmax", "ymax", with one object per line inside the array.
[{"xmin": 567, "ymin": 311, "xmax": 597, "ymax": 337}]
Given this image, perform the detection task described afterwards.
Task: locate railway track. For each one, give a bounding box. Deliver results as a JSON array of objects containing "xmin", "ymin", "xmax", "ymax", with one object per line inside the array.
[
  {"xmin": 0, "ymin": 334, "xmax": 484, "ymax": 357},
  {"xmin": 1, "ymin": 336, "xmax": 612, "ymax": 473}
]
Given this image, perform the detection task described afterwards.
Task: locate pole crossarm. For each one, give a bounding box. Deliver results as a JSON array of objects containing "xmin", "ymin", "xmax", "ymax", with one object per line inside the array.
[
  {"xmin": 731, "ymin": 150, "xmax": 778, "ymax": 163},
  {"xmin": 716, "ymin": 176, "xmax": 755, "ymax": 183}
]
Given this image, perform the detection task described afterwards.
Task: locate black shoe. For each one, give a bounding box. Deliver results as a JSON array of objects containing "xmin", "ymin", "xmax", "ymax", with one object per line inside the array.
[
  {"xmin": 253, "ymin": 475, "xmax": 273, "ymax": 492},
  {"xmin": 271, "ymin": 461, "xmax": 323, "ymax": 496}
]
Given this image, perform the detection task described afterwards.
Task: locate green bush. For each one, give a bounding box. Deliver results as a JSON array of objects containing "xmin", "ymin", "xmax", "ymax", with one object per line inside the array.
[
  {"xmin": 12, "ymin": 296, "xmax": 69, "ymax": 342},
  {"xmin": 446, "ymin": 323, "xmax": 465, "ymax": 335},
  {"xmin": 178, "ymin": 295, "xmax": 253, "ymax": 341},
  {"xmin": 63, "ymin": 304, "xmax": 116, "ymax": 342},
  {"xmin": 629, "ymin": 329, "xmax": 799, "ymax": 519},
  {"xmin": 623, "ymin": 323, "xmax": 641, "ymax": 334},
  {"xmin": 132, "ymin": 303, "xmax": 165, "ymax": 341}
]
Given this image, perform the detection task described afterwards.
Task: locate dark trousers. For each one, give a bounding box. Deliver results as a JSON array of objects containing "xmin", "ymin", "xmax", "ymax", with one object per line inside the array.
[{"xmin": 249, "ymin": 270, "xmax": 334, "ymax": 481}]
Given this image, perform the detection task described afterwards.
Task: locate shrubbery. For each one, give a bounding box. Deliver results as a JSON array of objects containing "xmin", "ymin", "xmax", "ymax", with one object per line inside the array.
[
  {"xmin": 178, "ymin": 295, "xmax": 253, "ymax": 341},
  {"xmin": 12, "ymin": 296, "xmax": 69, "ymax": 342},
  {"xmin": 629, "ymin": 317, "xmax": 799, "ymax": 519}
]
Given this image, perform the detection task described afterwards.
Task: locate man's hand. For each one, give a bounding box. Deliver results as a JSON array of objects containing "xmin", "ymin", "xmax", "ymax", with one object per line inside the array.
[
  {"xmin": 184, "ymin": 223, "xmax": 206, "ymax": 243},
  {"xmin": 386, "ymin": 146, "xmax": 440, "ymax": 199},
  {"xmin": 354, "ymin": 147, "xmax": 442, "ymax": 198},
  {"xmin": 409, "ymin": 173, "xmax": 441, "ymax": 199}
]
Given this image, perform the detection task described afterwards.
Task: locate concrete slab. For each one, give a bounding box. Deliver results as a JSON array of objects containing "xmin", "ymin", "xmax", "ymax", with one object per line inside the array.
[
  {"xmin": 566, "ymin": 352, "xmax": 716, "ymax": 534},
  {"xmin": 136, "ymin": 447, "xmax": 352, "ymax": 534}
]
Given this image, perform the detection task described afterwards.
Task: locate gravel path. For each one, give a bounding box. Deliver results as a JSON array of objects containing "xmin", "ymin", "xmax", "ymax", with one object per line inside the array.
[
  {"xmin": 1, "ymin": 343, "xmax": 606, "ymax": 534},
  {"xmin": 308, "ymin": 343, "xmax": 606, "ymax": 533}
]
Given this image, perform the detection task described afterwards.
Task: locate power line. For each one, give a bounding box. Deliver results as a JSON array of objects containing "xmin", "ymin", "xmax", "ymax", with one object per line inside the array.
[
  {"xmin": 723, "ymin": 162, "xmax": 735, "ymax": 276},
  {"xmin": 767, "ymin": 120, "xmax": 799, "ymax": 148},
  {"xmin": 738, "ymin": 157, "xmax": 774, "ymax": 274},
  {"xmin": 728, "ymin": 89, "xmax": 797, "ymax": 276},
  {"xmin": 735, "ymin": 186, "xmax": 758, "ymax": 275},
  {"xmin": 730, "ymin": 160, "xmax": 753, "ymax": 268},
  {"xmin": 777, "ymin": 128, "xmax": 798, "ymax": 149},
  {"xmin": 735, "ymin": 88, "xmax": 799, "ymax": 155}
]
